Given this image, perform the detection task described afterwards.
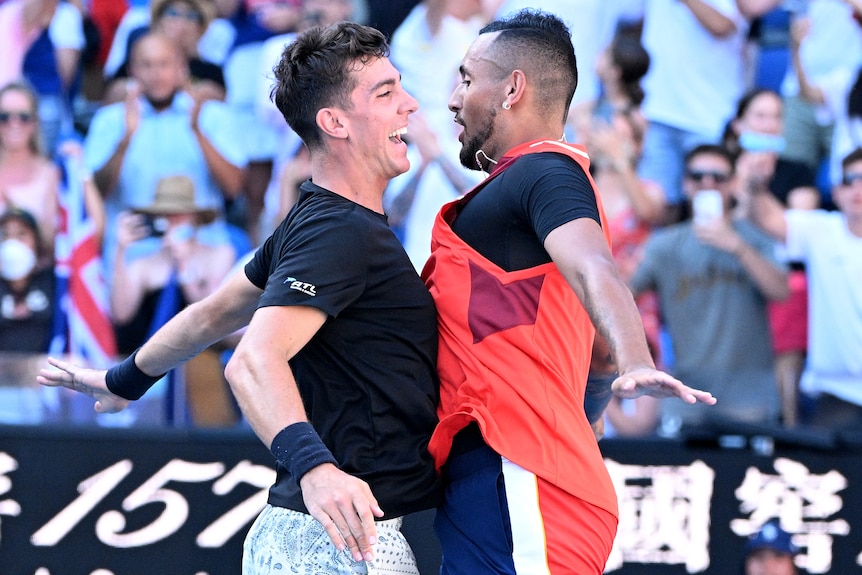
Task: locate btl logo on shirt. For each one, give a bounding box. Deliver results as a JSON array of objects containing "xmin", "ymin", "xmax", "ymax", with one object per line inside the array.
[{"xmin": 283, "ymin": 276, "xmax": 317, "ymax": 297}]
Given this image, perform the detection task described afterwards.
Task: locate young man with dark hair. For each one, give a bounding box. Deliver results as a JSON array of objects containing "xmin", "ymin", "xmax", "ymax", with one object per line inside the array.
[
  {"xmin": 423, "ymin": 9, "xmax": 717, "ymax": 574},
  {"xmin": 40, "ymin": 22, "xmax": 441, "ymax": 575}
]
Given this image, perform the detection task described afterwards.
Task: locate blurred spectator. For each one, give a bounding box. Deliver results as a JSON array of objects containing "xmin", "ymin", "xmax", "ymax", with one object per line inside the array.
[
  {"xmin": 726, "ymin": 88, "xmax": 817, "ymax": 426},
  {"xmin": 22, "ymin": 0, "xmax": 85, "ymax": 154},
  {"xmin": 105, "ymin": 0, "xmax": 226, "ymax": 105},
  {"xmin": 781, "ymin": 0, "xmax": 862, "ymax": 187},
  {"xmin": 84, "ymin": 32, "xmax": 246, "ymax": 263},
  {"xmin": 629, "ymin": 144, "xmax": 789, "ymax": 435},
  {"xmin": 634, "ymin": 0, "xmax": 777, "ymax": 221},
  {"xmin": 111, "ymin": 174, "xmax": 239, "ymax": 427},
  {"xmin": 385, "ymin": 0, "xmax": 489, "ymax": 270},
  {"xmin": 252, "ymin": 0, "xmax": 357, "ymax": 241},
  {"xmin": 748, "ymin": 147, "xmax": 862, "ymax": 432},
  {"xmin": 742, "ymin": 518, "xmax": 801, "ymax": 575},
  {"xmin": 0, "ymin": 81, "xmax": 59, "ymax": 258},
  {"xmin": 0, "ymin": 0, "xmax": 86, "ymax": 154},
  {"xmin": 0, "ymin": 208, "xmax": 54, "ymax": 353},
  {"xmin": 581, "ymin": 31, "xmax": 663, "ymax": 438}
]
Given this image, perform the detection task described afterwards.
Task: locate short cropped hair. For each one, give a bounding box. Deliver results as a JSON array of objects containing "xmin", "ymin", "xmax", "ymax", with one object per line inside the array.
[
  {"xmin": 271, "ymin": 22, "xmax": 389, "ymax": 150},
  {"xmin": 480, "ymin": 9, "xmax": 578, "ymax": 123}
]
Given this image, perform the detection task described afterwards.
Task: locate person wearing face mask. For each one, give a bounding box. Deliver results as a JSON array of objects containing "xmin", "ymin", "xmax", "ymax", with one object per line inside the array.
[{"xmin": 0, "ymin": 207, "xmax": 54, "ymax": 353}]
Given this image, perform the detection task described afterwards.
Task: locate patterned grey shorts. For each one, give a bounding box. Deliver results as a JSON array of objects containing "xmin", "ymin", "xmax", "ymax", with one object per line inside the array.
[{"xmin": 242, "ymin": 504, "xmax": 420, "ymax": 575}]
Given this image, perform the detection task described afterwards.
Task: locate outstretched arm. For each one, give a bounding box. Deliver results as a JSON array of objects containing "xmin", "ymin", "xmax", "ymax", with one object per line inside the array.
[
  {"xmin": 38, "ymin": 269, "xmax": 262, "ymax": 412},
  {"xmin": 545, "ymin": 218, "xmax": 716, "ymax": 405}
]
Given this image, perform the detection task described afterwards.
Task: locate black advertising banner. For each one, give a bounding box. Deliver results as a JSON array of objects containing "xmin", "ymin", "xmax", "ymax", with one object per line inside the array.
[{"xmin": 1, "ymin": 425, "xmax": 861, "ymax": 574}]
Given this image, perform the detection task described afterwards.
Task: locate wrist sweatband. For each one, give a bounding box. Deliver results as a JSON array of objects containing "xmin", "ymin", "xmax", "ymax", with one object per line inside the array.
[
  {"xmin": 105, "ymin": 349, "xmax": 165, "ymax": 400},
  {"xmin": 584, "ymin": 372, "xmax": 618, "ymax": 424},
  {"xmin": 270, "ymin": 422, "xmax": 338, "ymax": 481}
]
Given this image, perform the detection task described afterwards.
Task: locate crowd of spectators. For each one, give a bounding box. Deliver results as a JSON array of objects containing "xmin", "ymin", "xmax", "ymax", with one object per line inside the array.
[{"xmin": 0, "ymin": 0, "xmax": 859, "ymax": 436}]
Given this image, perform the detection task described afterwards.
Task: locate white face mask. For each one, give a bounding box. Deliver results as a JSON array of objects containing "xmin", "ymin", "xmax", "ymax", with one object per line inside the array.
[{"xmin": 0, "ymin": 238, "xmax": 37, "ymax": 281}]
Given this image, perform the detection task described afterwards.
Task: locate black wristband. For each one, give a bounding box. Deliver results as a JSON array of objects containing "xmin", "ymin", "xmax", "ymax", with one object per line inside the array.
[
  {"xmin": 105, "ymin": 349, "xmax": 165, "ymax": 400},
  {"xmin": 270, "ymin": 422, "xmax": 338, "ymax": 482},
  {"xmin": 584, "ymin": 372, "xmax": 618, "ymax": 424}
]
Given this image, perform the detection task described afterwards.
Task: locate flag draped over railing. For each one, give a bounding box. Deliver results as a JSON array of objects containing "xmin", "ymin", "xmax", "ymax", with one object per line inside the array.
[{"xmin": 50, "ymin": 150, "xmax": 116, "ymax": 368}]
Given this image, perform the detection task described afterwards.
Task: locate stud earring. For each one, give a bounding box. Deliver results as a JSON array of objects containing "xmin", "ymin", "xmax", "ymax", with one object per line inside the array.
[{"xmin": 502, "ymin": 101, "xmax": 511, "ymax": 110}]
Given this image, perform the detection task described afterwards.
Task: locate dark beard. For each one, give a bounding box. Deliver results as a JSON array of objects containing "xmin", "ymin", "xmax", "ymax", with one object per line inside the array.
[
  {"xmin": 459, "ymin": 109, "xmax": 497, "ymax": 171},
  {"xmin": 145, "ymin": 91, "xmax": 178, "ymax": 111}
]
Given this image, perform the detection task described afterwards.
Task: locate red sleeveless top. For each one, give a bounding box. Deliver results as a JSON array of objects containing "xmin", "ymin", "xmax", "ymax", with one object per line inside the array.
[{"xmin": 422, "ymin": 139, "xmax": 618, "ymax": 518}]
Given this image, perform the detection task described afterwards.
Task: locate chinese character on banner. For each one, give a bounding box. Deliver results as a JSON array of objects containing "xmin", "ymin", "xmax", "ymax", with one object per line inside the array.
[
  {"xmin": 50, "ymin": 146, "xmax": 117, "ymax": 368},
  {"xmin": 604, "ymin": 460, "xmax": 715, "ymax": 573},
  {"xmin": 0, "ymin": 452, "xmax": 21, "ymax": 544},
  {"xmin": 731, "ymin": 457, "xmax": 850, "ymax": 574}
]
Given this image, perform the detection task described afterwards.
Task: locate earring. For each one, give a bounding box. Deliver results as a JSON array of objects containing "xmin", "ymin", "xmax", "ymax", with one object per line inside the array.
[{"xmin": 502, "ymin": 101, "xmax": 511, "ymax": 110}]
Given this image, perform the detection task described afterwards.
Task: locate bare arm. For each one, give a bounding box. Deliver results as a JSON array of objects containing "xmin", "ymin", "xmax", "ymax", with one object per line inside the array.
[
  {"xmin": 110, "ymin": 213, "xmax": 152, "ymax": 324},
  {"xmin": 544, "ymin": 219, "xmax": 715, "ymax": 403},
  {"xmin": 790, "ymin": 17, "xmax": 826, "ymax": 105},
  {"xmin": 748, "ymin": 180, "xmax": 790, "ymax": 242},
  {"xmin": 39, "ymin": 269, "xmax": 262, "ymax": 412},
  {"xmin": 94, "ymin": 92, "xmax": 139, "ymax": 198},
  {"xmin": 191, "ymin": 102, "xmax": 243, "ymax": 199},
  {"xmin": 224, "ymin": 305, "xmax": 385, "ymax": 563},
  {"xmin": 680, "ymin": 0, "xmax": 738, "ymax": 37}
]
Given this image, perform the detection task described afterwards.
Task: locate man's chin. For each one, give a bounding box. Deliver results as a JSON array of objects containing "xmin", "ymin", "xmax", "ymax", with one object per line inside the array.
[{"xmin": 145, "ymin": 91, "xmax": 178, "ymax": 110}]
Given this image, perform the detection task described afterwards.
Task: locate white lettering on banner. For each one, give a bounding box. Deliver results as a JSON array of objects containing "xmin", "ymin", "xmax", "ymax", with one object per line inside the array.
[
  {"xmin": 0, "ymin": 452, "xmax": 22, "ymax": 543},
  {"xmin": 731, "ymin": 457, "xmax": 849, "ymax": 574},
  {"xmin": 604, "ymin": 459, "xmax": 715, "ymax": 573},
  {"xmin": 31, "ymin": 459, "xmax": 275, "ymax": 549}
]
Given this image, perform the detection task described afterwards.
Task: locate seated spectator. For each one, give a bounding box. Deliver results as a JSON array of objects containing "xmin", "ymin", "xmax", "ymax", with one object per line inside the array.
[
  {"xmin": 112, "ymin": 174, "xmax": 239, "ymax": 427},
  {"xmin": 629, "ymin": 144, "xmax": 789, "ymax": 435},
  {"xmin": 748, "ymin": 147, "xmax": 862, "ymax": 432},
  {"xmin": 84, "ymin": 31, "xmax": 246, "ymax": 269},
  {"xmin": 0, "ymin": 208, "xmax": 54, "ymax": 353},
  {"xmin": 742, "ymin": 519, "xmax": 801, "ymax": 575},
  {"xmin": 105, "ymin": 0, "xmax": 226, "ymax": 105},
  {"xmin": 111, "ymin": 174, "xmax": 236, "ymax": 352},
  {"xmin": 0, "ymin": 81, "xmax": 59, "ymax": 260}
]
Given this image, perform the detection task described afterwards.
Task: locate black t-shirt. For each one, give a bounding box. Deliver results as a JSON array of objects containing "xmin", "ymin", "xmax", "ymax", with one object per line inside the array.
[
  {"xmin": 452, "ymin": 152, "xmax": 601, "ymax": 271},
  {"xmin": 0, "ymin": 267, "xmax": 55, "ymax": 353},
  {"xmin": 244, "ymin": 181, "xmax": 443, "ymax": 517}
]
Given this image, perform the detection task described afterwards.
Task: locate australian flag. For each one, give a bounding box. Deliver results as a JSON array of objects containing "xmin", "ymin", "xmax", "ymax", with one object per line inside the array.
[{"xmin": 49, "ymin": 147, "xmax": 116, "ymax": 367}]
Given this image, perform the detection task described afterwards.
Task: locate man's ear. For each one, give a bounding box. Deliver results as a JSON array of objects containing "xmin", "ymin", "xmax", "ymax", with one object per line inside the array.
[
  {"xmin": 504, "ymin": 69, "xmax": 527, "ymax": 107},
  {"xmin": 316, "ymin": 108, "xmax": 348, "ymax": 140}
]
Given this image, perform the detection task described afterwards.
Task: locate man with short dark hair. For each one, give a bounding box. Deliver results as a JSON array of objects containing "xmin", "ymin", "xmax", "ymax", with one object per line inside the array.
[
  {"xmin": 40, "ymin": 22, "xmax": 441, "ymax": 575},
  {"xmin": 630, "ymin": 144, "xmax": 789, "ymax": 434},
  {"xmin": 423, "ymin": 9, "xmax": 717, "ymax": 574}
]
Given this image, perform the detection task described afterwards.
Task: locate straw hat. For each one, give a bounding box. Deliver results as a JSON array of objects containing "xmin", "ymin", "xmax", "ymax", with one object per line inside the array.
[{"xmin": 135, "ymin": 175, "xmax": 218, "ymax": 224}]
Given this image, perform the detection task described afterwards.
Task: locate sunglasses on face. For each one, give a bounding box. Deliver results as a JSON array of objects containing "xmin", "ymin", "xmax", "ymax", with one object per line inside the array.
[
  {"xmin": 0, "ymin": 112, "xmax": 35, "ymax": 125},
  {"xmin": 163, "ymin": 6, "xmax": 203, "ymax": 22},
  {"xmin": 685, "ymin": 169, "xmax": 732, "ymax": 184},
  {"xmin": 842, "ymin": 172, "xmax": 862, "ymax": 186}
]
